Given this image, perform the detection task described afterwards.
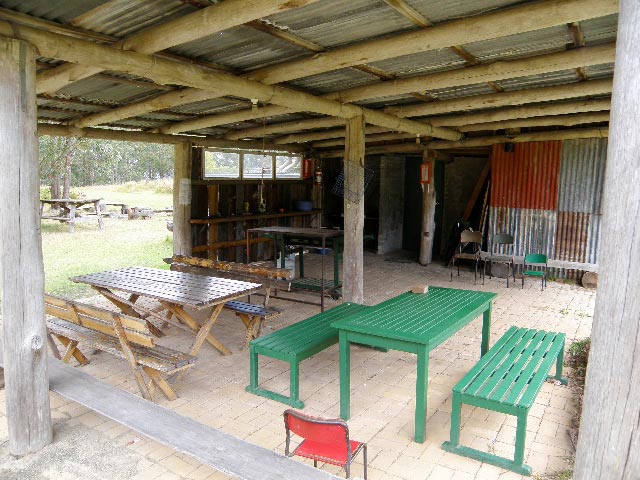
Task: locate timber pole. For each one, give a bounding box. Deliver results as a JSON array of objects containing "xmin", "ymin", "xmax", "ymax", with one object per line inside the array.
[
  {"xmin": 0, "ymin": 37, "xmax": 52, "ymax": 455},
  {"xmin": 342, "ymin": 115, "xmax": 365, "ymax": 304},
  {"xmin": 419, "ymin": 152, "xmax": 436, "ymax": 265},
  {"xmin": 574, "ymin": 2, "xmax": 640, "ymax": 478},
  {"xmin": 173, "ymin": 143, "xmax": 192, "ymax": 256}
]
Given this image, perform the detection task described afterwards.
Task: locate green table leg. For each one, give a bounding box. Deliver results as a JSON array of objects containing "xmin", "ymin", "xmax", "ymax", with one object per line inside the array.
[
  {"xmin": 339, "ymin": 331, "xmax": 351, "ymax": 420},
  {"xmin": 279, "ymin": 235, "xmax": 286, "ymax": 268},
  {"xmin": 481, "ymin": 303, "xmax": 492, "ymax": 356},
  {"xmin": 333, "ymin": 239, "xmax": 341, "ymax": 286},
  {"xmin": 414, "ymin": 346, "xmax": 429, "ymax": 443},
  {"xmin": 298, "ymin": 246, "xmax": 304, "ymax": 278},
  {"xmin": 249, "ymin": 344, "xmax": 258, "ymax": 388},
  {"xmin": 549, "ymin": 339, "xmax": 569, "ymax": 385},
  {"xmin": 514, "ymin": 411, "xmax": 528, "ymax": 469}
]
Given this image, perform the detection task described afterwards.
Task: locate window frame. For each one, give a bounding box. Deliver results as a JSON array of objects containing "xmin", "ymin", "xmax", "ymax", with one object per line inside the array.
[{"xmin": 202, "ymin": 148, "xmax": 304, "ymax": 181}]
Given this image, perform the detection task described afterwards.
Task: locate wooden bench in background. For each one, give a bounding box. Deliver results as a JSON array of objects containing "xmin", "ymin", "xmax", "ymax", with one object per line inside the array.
[
  {"xmin": 45, "ymin": 294, "xmax": 196, "ymax": 402},
  {"xmin": 442, "ymin": 326, "xmax": 567, "ymax": 476},
  {"xmin": 246, "ymin": 302, "xmax": 367, "ymax": 408}
]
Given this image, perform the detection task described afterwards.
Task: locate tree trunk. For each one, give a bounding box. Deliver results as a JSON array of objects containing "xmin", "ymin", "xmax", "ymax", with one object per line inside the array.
[
  {"xmin": 342, "ymin": 115, "xmax": 365, "ymax": 304},
  {"xmin": 173, "ymin": 142, "xmax": 192, "ymax": 256},
  {"xmin": 0, "ymin": 37, "xmax": 53, "ymax": 455},
  {"xmin": 50, "ymin": 177, "xmax": 60, "ymax": 199},
  {"xmin": 62, "ymin": 137, "xmax": 76, "ymax": 198},
  {"xmin": 573, "ymin": 3, "xmax": 640, "ymax": 478}
]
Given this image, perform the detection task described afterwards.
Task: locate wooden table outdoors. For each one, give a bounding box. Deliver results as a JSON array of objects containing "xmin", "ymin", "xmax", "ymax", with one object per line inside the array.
[
  {"xmin": 331, "ymin": 287, "xmax": 497, "ymax": 443},
  {"xmin": 40, "ymin": 198, "xmax": 104, "ymax": 232},
  {"xmin": 71, "ymin": 267, "xmax": 261, "ymax": 356},
  {"xmin": 246, "ymin": 226, "xmax": 343, "ymax": 311}
]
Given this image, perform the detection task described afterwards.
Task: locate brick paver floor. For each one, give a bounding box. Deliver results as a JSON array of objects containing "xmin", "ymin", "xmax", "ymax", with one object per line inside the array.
[{"xmin": 0, "ymin": 252, "xmax": 595, "ymax": 479}]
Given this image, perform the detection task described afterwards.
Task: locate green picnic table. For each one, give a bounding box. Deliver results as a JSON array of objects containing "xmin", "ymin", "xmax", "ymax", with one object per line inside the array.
[{"xmin": 331, "ymin": 287, "xmax": 497, "ymax": 443}]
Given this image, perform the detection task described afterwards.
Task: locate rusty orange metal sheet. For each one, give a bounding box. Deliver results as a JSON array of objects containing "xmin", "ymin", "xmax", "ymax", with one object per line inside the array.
[{"xmin": 490, "ymin": 141, "xmax": 561, "ymax": 210}]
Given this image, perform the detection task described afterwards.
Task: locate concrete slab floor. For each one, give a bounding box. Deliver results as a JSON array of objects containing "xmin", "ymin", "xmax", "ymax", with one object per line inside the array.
[{"xmin": 0, "ymin": 252, "xmax": 595, "ymax": 479}]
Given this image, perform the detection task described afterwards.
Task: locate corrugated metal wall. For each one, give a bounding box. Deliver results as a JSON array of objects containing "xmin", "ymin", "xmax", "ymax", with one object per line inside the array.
[{"xmin": 488, "ymin": 138, "xmax": 607, "ymax": 278}]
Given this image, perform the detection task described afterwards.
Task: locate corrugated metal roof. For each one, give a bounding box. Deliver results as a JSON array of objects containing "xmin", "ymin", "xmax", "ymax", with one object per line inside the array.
[
  {"xmin": 429, "ymin": 82, "xmax": 495, "ymax": 101},
  {"xmin": 497, "ymin": 70, "xmax": 581, "ymax": 92},
  {"xmin": 266, "ymin": 0, "xmax": 413, "ymax": 49},
  {"xmin": 463, "ymin": 26, "xmax": 571, "ymax": 62},
  {"xmin": 287, "ymin": 68, "xmax": 379, "ymax": 95},
  {"xmin": 67, "ymin": 0, "xmax": 196, "ymax": 38},
  {"xmin": 580, "ymin": 14, "xmax": 618, "ymax": 46},
  {"xmin": 368, "ymin": 49, "xmax": 465, "ymax": 78},
  {"xmin": 169, "ymin": 25, "xmax": 309, "ymax": 72},
  {"xmin": 172, "ymin": 98, "xmax": 246, "ymax": 116},
  {"xmin": 0, "ymin": 0, "xmax": 107, "ymax": 24},
  {"xmin": 57, "ymin": 78, "xmax": 158, "ymax": 104},
  {"xmin": 403, "ymin": 0, "xmax": 526, "ymax": 24},
  {"xmin": 583, "ymin": 63, "xmax": 615, "ymax": 80}
]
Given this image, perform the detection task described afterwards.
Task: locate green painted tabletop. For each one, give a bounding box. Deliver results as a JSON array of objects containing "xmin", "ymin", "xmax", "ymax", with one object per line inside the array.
[{"xmin": 331, "ymin": 287, "xmax": 497, "ymax": 346}]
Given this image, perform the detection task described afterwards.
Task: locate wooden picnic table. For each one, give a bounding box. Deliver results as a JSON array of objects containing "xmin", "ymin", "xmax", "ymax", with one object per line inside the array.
[
  {"xmin": 40, "ymin": 198, "xmax": 104, "ymax": 232},
  {"xmin": 331, "ymin": 287, "xmax": 497, "ymax": 443},
  {"xmin": 246, "ymin": 226, "xmax": 344, "ymax": 312},
  {"xmin": 71, "ymin": 267, "xmax": 261, "ymax": 356}
]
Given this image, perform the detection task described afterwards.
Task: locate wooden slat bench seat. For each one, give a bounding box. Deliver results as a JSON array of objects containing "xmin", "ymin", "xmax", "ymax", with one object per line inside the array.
[
  {"xmin": 442, "ymin": 326, "xmax": 568, "ymax": 476},
  {"xmin": 166, "ymin": 255, "xmax": 292, "ymax": 306},
  {"xmin": 45, "ymin": 294, "xmax": 196, "ymax": 402},
  {"xmin": 223, "ymin": 300, "xmax": 281, "ymax": 348},
  {"xmin": 246, "ymin": 302, "xmax": 367, "ymax": 408}
]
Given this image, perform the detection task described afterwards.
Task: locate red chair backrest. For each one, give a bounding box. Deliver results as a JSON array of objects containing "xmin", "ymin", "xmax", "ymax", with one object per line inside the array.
[{"xmin": 284, "ymin": 410, "xmax": 350, "ymax": 454}]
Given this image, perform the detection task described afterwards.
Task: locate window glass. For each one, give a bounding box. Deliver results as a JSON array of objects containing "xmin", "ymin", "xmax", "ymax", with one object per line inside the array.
[
  {"xmin": 243, "ymin": 153, "xmax": 273, "ymax": 179},
  {"xmin": 275, "ymin": 155, "xmax": 302, "ymax": 179},
  {"xmin": 203, "ymin": 150, "xmax": 240, "ymax": 178}
]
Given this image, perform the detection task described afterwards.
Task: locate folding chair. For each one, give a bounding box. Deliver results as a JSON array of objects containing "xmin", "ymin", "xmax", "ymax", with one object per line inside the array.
[{"xmin": 283, "ymin": 409, "xmax": 367, "ymax": 479}]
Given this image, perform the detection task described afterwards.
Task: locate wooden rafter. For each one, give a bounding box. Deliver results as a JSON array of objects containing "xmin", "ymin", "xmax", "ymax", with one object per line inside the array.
[
  {"xmin": 36, "ymin": 0, "xmax": 324, "ymax": 94},
  {"xmin": 59, "ymin": 0, "xmax": 617, "ymax": 133}
]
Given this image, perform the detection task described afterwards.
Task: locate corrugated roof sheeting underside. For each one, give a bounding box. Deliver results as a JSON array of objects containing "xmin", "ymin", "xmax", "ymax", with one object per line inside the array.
[
  {"xmin": 286, "ymin": 68, "xmax": 379, "ymax": 95},
  {"xmin": 401, "ymin": 0, "xmax": 526, "ymax": 24},
  {"xmin": 558, "ymin": 138, "xmax": 607, "ymax": 214}
]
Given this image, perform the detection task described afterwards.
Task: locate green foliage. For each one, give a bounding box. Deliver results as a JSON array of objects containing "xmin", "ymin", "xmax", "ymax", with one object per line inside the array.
[{"xmin": 569, "ymin": 338, "xmax": 591, "ymax": 357}]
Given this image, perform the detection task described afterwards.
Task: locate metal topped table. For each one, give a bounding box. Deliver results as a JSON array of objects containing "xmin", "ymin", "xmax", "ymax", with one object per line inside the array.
[
  {"xmin": 72, "ymin": 267, "xmax": 261, "ymax": 356},
  {"xmin": 331, "ymin": 287, "xmax": 497, "ymax": 443},
  {"xmin": 246, "ymin": 226, "xmax": 344, "ymax": 311}
]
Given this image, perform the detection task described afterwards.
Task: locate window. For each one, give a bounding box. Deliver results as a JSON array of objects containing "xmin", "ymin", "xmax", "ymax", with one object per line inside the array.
[
  {"xmin": 203, "ymin": 150, "xmax": 240, "ymax": 179},
  {"xmin": 203, "ymin": 148, "xmax": 303, "ymax": 180},
  {"xmin": 243, "ymin": 153, "xmax": 273, "ymax": 179},
  {"xmin": 275, "ymin": 155, "xmax": 303, "ymax": 179}
]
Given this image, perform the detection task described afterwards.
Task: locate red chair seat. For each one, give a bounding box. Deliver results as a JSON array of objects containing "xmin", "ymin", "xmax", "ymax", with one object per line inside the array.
[{"xmin": 294, "ymin": 439, "xmax": 364, "ymax": 466}]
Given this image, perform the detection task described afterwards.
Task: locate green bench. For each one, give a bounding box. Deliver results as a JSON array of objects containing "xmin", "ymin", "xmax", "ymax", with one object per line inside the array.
[
  {"xmin": 442, "ymin": 326, "xmax": 568, "ymax": 476},
  {"xmin": 246, "ymin": 302, "xmax": 367, "ymax": 408}
]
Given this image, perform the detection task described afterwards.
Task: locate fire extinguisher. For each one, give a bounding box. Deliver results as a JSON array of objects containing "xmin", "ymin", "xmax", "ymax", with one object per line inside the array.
[{"xmin": 313, "ymin": 166, "xmax": 323, "ymax": 186}]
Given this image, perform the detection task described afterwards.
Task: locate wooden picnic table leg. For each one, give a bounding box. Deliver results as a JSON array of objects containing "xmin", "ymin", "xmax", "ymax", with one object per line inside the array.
[
  {"xmin": 161, "ymin": 302, "xmax": 229, "ymax": 355},
  {"xmin": 189, "ymin": 303, "xmax": 230, "ymax": 356},
  {"xmin": 143, "ymin": 367, "xmax": 177, "ymax": 401},
  {"xmin": 339, "ymin": 331, "xmax": 351, "ymax": 421},
  {"xmin": 414, "ymin": 345, "xmax": 429, "ymax": 443},
  {"xmin": 67, "ymin": 204, "xmax": 76, "ymax": 233},
  {"xmin": 95, "ymin": 287, "xmax": 164, "ymax": 337},
  {"xmin": 92, "ymin": 200, "xmax": 104, "ymax": 229},
  {"xmin": 54, "ymin": 335, "xmax": 89, "ymax": 365},
  {"xmin": 481, "ymin": 303, "xmax": 492, "ymax": 357}
]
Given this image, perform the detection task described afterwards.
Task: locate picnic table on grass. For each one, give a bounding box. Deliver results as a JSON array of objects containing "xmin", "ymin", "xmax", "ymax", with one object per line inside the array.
[
  {"xmin": 331, "ymin": 287, "xmax": 497, "ymax": 443},
  {"xmin": 40, "ymin": 198, "xmax": 103, "ymax": 232},
  {"xmin": 71, "ymin": 267, "xmax": 261, "ymax": 356}
]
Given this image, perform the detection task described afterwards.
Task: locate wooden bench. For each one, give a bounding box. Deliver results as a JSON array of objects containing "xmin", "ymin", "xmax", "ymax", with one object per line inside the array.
[
  {"xmin": 246, "ymin": 302, "xmax": 367, "ymax": 408},
  {"xmin": 45, "ymin": 294, "xmax": 196, "ymax": 402},
  {"xmin": 167, "ymin": 254, "xmax": 293, "ymax": 306},
  {"xmin": 223, "ymin": 300, "xmax": 281, "ymax": 348},
  {"xmin": 442, "ymin": 326, "xmax": 568, "ymax": 476}
]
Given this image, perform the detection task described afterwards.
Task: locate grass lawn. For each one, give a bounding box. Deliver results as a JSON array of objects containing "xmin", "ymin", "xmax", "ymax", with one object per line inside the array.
[{"xmin": 41, "ymin": 182, "xmax": 174, "ymax": 299}]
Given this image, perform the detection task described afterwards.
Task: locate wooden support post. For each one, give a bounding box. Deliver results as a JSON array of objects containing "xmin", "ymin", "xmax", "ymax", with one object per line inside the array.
[
  {"xmin": 0, "ymin": 37, "xmax": 52, "ymax": 455},
  {"xmin": 419, "ymin": 152, "xmax": 436, "ymax": 265},
  {"xmin": 342, "ymin": 115, "xmax": 365, "ymax": 303},
  {"xmin": 207, "ymin": 185, "xmax": 219, "ymax": 260},
  {"xmin": 173, "ymin": 142, "xmax": 192, "ymax": 256},
  {"xmin": 574, "ymin": 3, "xmax": 640, "ymax": 478}
]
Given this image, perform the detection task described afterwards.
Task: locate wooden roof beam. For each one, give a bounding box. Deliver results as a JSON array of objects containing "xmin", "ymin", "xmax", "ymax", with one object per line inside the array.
[
  {"xmin": 36, "ymin": 0, "xmax": 323, "ymax": 94},
  {"xmin": 225, "ymin": 80, "xmax": 612, "ymax": 140},
  {"xmin": 2, "ymin": 22, "xmax": 460, "ymax": 140},
  {"xmin": 69, "ymin": 0, "xmax": 617, "ymax": 132},
  {"xmin": 37, "ymin": 124, "xmax": 306, "ymax": 153},
  {"xmin": 163, "ymin": 42, "xmax": 615, "ymax": 135}
]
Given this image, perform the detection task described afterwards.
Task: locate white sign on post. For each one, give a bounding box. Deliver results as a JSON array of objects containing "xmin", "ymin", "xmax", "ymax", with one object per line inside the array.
[{"xmin": 178, "ymin": 178, "xmax": 191, "ymax": 205}]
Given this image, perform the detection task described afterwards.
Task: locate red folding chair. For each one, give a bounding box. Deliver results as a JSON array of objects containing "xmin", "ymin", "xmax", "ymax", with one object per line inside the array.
[{"xmin": 283, "ymin": 409, "xmax": 368, "ymax": 479}]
